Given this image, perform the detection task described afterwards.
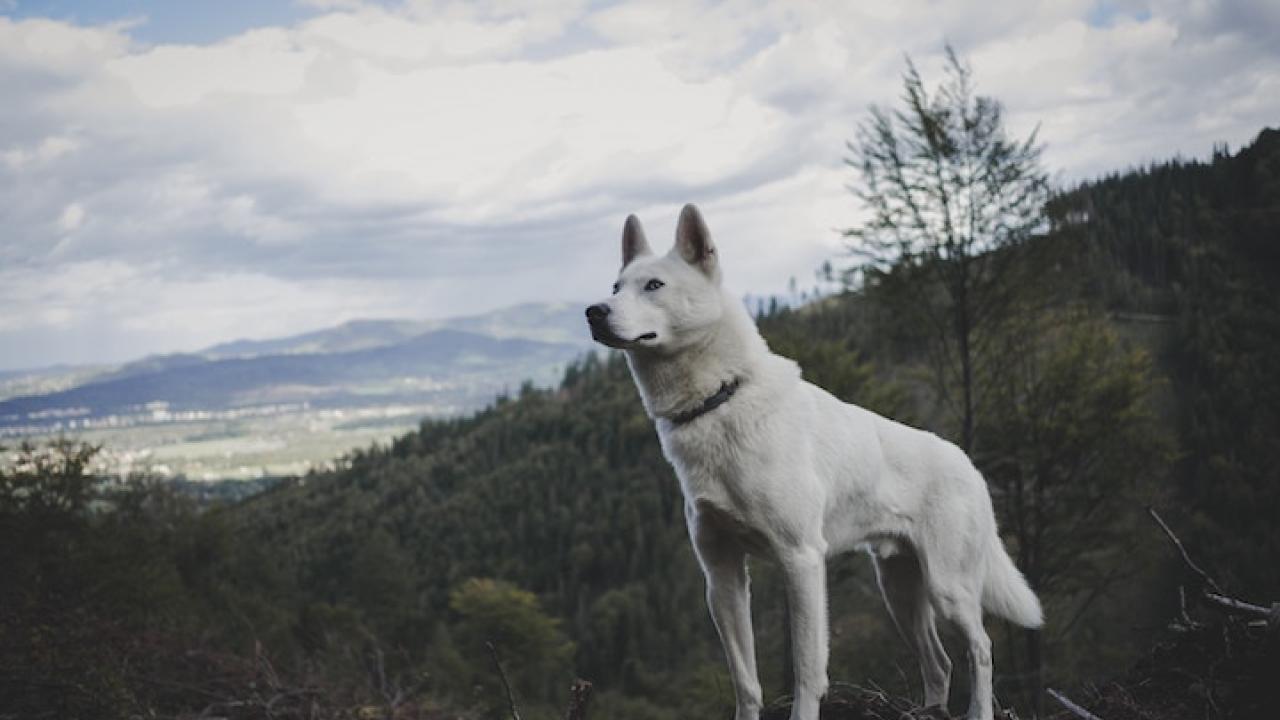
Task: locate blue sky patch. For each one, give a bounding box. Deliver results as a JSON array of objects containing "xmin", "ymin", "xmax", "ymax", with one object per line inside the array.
[{"xmin": 3, "ymin": 0, "xmax": 318, "ymax": 44}]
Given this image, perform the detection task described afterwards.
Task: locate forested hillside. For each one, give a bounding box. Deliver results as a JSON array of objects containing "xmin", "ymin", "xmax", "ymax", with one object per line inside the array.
[
  {"xmin": 2, "ymin": 129, "xmax": 1277, "ymax": 720},
  {"xmin": 1049, "ymin": 128, "xmax": 1280, "ymax": 597}
]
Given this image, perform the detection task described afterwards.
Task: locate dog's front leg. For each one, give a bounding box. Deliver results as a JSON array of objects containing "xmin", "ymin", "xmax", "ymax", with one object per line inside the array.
[
  {"xmin": 779, "ymin": 545, "xmax": 829, "ymax": 720},
  {"xmin": 691, "ymin": 516, "xmax": 762, "ymax": 720}
]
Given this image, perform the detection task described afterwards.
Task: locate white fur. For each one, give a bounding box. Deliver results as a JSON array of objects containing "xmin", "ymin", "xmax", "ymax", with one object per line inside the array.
[{"xmin": 588, "ymin": 205, "xmax": 1042, "ymax": 720}]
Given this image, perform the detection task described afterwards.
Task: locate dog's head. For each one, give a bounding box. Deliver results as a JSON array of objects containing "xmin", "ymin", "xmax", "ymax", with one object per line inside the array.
[{"xmin": 585, "ymin": 204, "xmax": 724, "ymax": 355}]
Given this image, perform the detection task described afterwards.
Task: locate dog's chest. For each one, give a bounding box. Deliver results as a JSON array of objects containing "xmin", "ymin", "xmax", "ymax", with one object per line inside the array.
[{"xmin": 657, "ymin": 415, "xmax": 773, "ymax": 522}]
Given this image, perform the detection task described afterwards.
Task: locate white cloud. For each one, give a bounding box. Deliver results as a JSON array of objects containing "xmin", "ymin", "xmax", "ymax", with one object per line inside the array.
[
  {"xmin": 106, "ymin": 28, "xmax": 315, "ymax": 108},
  {"xmin": 0, "ymin": 259, "xmax": 443, "ymax": 367},
  {"xmin": 57, "ymin": 202, "xmax": 85, "ymax": 232},
  {"xmin": 0, "ymin": 16, "xmax": 131, "ymax": 74},
  {"xmin": 3, "ymin": 134, "xmax": 81, "ymax": 169},
  {"xmin": 1, "ymin": 2, "xmax": 1278, "ymax": 368}
]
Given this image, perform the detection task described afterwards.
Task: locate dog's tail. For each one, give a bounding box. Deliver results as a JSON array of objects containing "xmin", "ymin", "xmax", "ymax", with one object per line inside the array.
[{"xmin": 982, "ymin": 536, "xmax": 1043, "ymax": 628}]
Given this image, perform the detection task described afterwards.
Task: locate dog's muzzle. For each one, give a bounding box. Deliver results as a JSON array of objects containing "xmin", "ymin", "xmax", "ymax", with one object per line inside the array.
[
  {"xmin": 586, "ymin": 304, "xmax": 647, "ymax": 348},
  {"xmin": 586, "ymin": 303, "xmax": 622, "ymax": 347}
]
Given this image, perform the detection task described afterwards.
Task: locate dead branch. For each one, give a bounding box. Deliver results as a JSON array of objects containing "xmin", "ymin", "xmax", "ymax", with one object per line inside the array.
[
  {"xmin": 564, "ymin": 678, "xmax": 592, "ymax": 720},
  {"xmin": 1047, "ymin": 688, "xmax": 1105, "ymax": 720},
  {"xmin": 1147, "ymin": 507, "xmax": 1280, "ymax": 635},
  {"xmin": 486, "ymin": 641, "xmax": 522, "ymax": 720},
  {"xmin": 1204, "ymin": 592, "xmax": 1280, "ymax": 635},
  {"xmin": 1203, "ymin": 592, "xmax": 1268, "ymax": 618},
  {"xmin": 1147, "ymin": 507, "xmax": 1224, "ymax": 595}
]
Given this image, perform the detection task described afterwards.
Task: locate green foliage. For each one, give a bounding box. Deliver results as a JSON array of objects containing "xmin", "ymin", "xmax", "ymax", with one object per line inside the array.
[
  {"xmin": 448, "ymin": 577, "xmax": 574, "ymax": 715},
  {"xmin": 977, "ymin": 308, "xmax": 1172, "ymax": 705},
  {"xmin": 1050, "ymin": 128, "xmax": 1280, "ymax": 597},
  {"xmin": 0, "ymin": 440, "xmax": 201, "ymax": 719},
  {"xmin": 982, "ymin": 310, "xmax": 1169, "ymax": 594},
  {"xmin": 0, "ymin": 438, "xmax": 100, "ymax": 515}
]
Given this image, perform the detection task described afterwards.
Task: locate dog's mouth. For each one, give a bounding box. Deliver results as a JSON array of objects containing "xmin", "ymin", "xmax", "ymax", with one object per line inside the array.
[{"xmin": 590, "ymin": 324, "xmax": 657, "ymax": 349}]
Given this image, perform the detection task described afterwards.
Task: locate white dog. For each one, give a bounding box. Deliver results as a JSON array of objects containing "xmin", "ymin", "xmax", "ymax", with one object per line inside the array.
[{"xmin": 585, "ymin": 205, "xmax": 1043, "ymax": 720}]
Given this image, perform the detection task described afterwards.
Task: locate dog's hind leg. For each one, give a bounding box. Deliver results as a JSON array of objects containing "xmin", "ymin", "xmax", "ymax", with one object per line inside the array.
[
  {"xmin": 778, "ymin": 545, "xmax": 830, "ymax": 720},
  {"xmin": 873, "ymin": 548, "xmax": 952, "ymax": 708},
  {"xmin": 691, "ymin": 517, "xmax": 762, "ymax": 720},
  {"xmin": 932, "ymin": 581, "xmax": 993, "ymax": 720}
]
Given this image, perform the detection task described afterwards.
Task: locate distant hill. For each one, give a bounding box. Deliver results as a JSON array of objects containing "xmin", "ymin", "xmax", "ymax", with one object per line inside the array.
[
  {"xmin": 0, "ymin": 363, "xmax": 110, "ymax": 401},
  {"xmin": 0, "ymin": 303, "xmax": 591, "ymax": 435},
  {"xmin": 436, "ymin": 301, "xmax": 589, "ymax": 346},
  {"xmin": 200, "ymin": 302, "xmax": 586, "ymax": 359},
  {"xmin": 201, "ymin": 319, "xmax": 438, "ymax": 359},
  {"xmin": 0, "ymin": 329, "xmax": 579, "ymax": 430}
]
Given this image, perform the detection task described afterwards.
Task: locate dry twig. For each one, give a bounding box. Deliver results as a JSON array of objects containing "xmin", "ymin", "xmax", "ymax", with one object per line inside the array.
[
  {"xmin": 1147, "ymin": 507, "xmax": 1224, "ymax": 595},
  {"xmin": 486, "ymin": 641, "xmax": 522, "ymax": 720},
  {"xmin": 1047, "ymin": 688, "xmax": 1105, "ymax": 720},
  {"xmin": 1203, "ymin": 592, "xmax": 1268, "ymax": 618}
]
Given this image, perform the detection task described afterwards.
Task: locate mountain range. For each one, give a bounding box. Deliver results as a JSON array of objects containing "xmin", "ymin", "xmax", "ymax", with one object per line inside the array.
[
  {"xmin": 0, "ymin": 302, "xmax": 590, "ymax": 435},
  {"xmin": 200, "ymin": 301, "xmax": 589, "ymax": 359}
]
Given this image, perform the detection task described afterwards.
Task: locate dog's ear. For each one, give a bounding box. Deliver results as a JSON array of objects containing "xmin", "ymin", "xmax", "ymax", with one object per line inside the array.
[
  {"xmin": 674, "ymin": 203, "xmax": 718, "ymax": 279},
  {"xmin": 621, "ymin": 214, "xmax": 652, "ymax": 267}
]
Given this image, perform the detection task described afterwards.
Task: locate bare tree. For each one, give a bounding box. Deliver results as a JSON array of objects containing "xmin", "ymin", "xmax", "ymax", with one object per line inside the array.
[{"xmin": 844, "ymin": 46, "xmax": 1051, "ymax": 452}]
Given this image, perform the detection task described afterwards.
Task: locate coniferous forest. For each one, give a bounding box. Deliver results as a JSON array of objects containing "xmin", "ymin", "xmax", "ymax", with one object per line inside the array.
[{"xmin": 2, "ymin": 129, "xmax": 1278, "ymax": 719}]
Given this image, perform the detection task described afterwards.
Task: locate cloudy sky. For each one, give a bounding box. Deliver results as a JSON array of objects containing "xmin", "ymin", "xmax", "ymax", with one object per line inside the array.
[{"xmin": 2, "ymin": 0, "xmax": 1277, "ymax": 370}]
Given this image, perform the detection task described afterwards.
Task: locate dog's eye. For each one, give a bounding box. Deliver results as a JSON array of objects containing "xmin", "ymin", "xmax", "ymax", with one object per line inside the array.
[
  {"xmin": 644, "ymin": 279, "xmax": 664, "ymax": 291},
  {"xmin": 612, "ymin": 282, "xmax": 620, "ymax": 294}
]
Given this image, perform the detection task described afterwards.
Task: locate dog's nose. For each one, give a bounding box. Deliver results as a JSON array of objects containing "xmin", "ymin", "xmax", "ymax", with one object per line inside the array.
[{"xmin": 585, "ymin": 304, "xmax": 610, "ymax": 323}]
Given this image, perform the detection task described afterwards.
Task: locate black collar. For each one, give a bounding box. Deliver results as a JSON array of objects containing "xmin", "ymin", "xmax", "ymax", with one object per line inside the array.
[{"xmin": 664, "ymin": 377, "xmax": 743, "ymax": 426}]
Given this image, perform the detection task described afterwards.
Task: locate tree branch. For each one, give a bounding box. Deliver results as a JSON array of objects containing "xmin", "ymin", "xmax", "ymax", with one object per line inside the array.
[
  {"xmin": 1147, "ymin": 506, "xmax": 1224, "ymax": 595},
  {"xmin": 1203, "ymin": 592, "xmax": 1273, "ymax": 622},
  {"xmin": 486, "ymin": 641, "xmax": 522, "ymax": 720}
]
